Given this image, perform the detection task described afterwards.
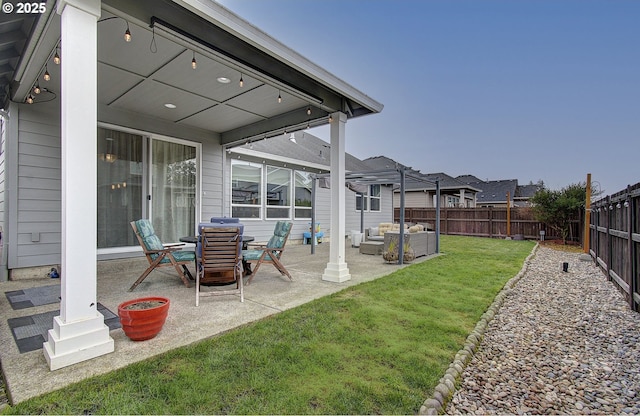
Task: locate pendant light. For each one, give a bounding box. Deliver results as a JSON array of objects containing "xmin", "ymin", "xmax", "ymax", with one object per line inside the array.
[
  {"xmin": 191, "ymin": 51, "xmax": 197, "ymax": 69},
  {"xmin": 239, "ymin": 73, "xmax": 244, "ymax": 87},
  {"xmin": 124, "ymin": 21, "xmax": 132, "ymax": 42},
  {"xmin": 53, "ymin": 47, "xmax": 61, "ymax": 65}
]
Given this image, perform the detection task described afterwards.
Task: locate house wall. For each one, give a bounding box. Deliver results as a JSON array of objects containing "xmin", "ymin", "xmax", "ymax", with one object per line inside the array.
[
  {"xmin": 0, "ymin": 109, "xmax": 8, "ymax": 280},
  {"xmin": 395, "ymin": 191, "xmax": 435, "ymax": 208},
  {"xmin": 345, "ymin": 185, "xmax": 394, "ymax": 233},
  {"xmin": 11, "ymin": 101, "xmax": 61, "ymax": 270},
  {"xmin": 4, "ymin": 101, "xmax": 226, "ymax": 273}
]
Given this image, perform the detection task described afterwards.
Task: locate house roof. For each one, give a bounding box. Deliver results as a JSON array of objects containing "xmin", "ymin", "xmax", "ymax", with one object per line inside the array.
[
  {"xmin": 472, "ymin": 179, "xmax": 518, "ymax": 203},
  {"xmin": 515, "ymin": 184, "xmax": 541, "ymax": 199},
  {"xmin": 2, "ymin": 0, "xmax": 382, "ymax": 145},
  {"xmin": 229, "ymin": 131, "xmax": 371, "ymax": 172}
]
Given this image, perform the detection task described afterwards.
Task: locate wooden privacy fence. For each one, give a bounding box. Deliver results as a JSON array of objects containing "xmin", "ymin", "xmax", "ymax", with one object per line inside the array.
[
  {"xmin": 589, "ymin": 182, "xmax": 640, "ymax": 312},
  {"xmin": 395, "ymin": 207, "xmax": 582, "ymax": 242}
]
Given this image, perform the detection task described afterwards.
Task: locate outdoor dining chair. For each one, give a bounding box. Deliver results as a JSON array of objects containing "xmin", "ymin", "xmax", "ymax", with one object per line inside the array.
[
  {"xmin": 129, "ymin": 219, "xmax": 195, "ymax": 291},
  {"xmin": 242, "ymin": 221, "xmax": 293, "ymax": 284},
  {"xmin": 197, "ymin": 225, "xmax": 244, "ymax": 306}
]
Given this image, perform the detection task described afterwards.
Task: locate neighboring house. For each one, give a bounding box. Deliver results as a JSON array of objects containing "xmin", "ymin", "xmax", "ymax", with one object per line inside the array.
[
  {"xmin": 362, "ymin": 156, "xmax": 480, "ymax": 209},
  {"xmin": 227, "ymin": 131, "xmax": 394, "ymax": 241},
  {"xmin": 456, "ymin": 176, "xmax": 540, "ymax": 207},
  {"xmin": 0, "ymin": 0, "xmax": 382, "ymax": 368}
]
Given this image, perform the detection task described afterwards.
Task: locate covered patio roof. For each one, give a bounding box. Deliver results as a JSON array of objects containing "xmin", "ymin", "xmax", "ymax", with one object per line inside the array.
[{"xmin": 2, "ymin": 0, "xmax": 382, "ymax": 144}]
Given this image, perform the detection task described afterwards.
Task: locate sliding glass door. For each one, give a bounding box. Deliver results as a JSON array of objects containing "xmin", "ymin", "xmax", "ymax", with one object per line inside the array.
[
  {"xmin": 97, "ymin": 128, "xmax": 144, "ymax": 248},
  {"xmin": 150, "ymin": 139, "xmax": 197, "ymax": 243},
  {"xmin": 97, "ymin": 127, "xmax": 198, "ymax": 250}
]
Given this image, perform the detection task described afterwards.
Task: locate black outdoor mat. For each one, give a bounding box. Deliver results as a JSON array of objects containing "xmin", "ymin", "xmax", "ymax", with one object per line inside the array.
[
  {"xmin": 5, "ymin": 284, "xmax": 60, "ymax": 310},
  {"xmin": 7, "ymin": 303, "xmax": 121, "ymax": 354}
]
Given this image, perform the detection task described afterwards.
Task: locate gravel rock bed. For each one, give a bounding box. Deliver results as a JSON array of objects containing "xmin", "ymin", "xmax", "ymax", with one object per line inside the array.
[{"xmin": 442, "ymin": 246, "xmax": 640, "ymax": 415}]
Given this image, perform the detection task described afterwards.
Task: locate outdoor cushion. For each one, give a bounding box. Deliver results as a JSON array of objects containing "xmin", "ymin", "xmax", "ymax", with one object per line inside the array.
[
  {"xmin": 243, "ymin": 250, "xmax": 271, "ymax": 261},
  {"xmin": 154, "ymin": 250, "xmax": 195, "ymax": 263}
]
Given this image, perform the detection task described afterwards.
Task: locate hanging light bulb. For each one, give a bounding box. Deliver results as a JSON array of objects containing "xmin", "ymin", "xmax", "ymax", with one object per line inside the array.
[
  {"xmin": 239, "ymin": 73, "xmax": 244, "ymax": 87},
  {"xmin": 26, "ymin": 94, "xmax": 34, "ymax": 104},
  {"xmin": 53, "ymin": 47, "xmax": 61, "ymax": 65},
  {"xmin": 124, "ymin": 21, "xmax": 132, "ymax": 42},
  {"xmin": 43, "ymin": 65, "xmax": 50, "ymax": 81},
  {"xmin": 33, "ymin": 83, "xmax": 41, "ymax": 95},
  {"xmin": 306, "ymin": 105, "xmax": 312, "ymax": 116},
  {"xmin": 191, "ymin": 51, "xmax": 197, "ymax": 69},
  {"xmin": 277, "ymin": 91, "xmax": 282, "ymax": 103}
]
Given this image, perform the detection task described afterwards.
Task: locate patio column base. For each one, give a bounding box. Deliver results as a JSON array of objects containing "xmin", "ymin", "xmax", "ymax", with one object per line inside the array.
[
  {"xmin": 43, "ymin": 313, "xmax": 114, "ymax": 371},
  {"xmin": 322, "ymin": 262, "xmax": 351, "ymax": 282}
]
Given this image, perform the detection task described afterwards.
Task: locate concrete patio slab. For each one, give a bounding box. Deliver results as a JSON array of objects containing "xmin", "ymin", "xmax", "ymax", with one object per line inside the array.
[{"xmin": 0, "ymin": 243, "xmax": 436, "ymax": 404}]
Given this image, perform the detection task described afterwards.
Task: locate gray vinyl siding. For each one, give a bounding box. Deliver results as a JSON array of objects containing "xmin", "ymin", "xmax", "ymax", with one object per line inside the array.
[
  {"xmin": 0, "ymin": 112, "xmax": 7, "ymax": 280},
  {"xmin": 12, "ymin": 103, "xmax": 62, "ymax": 268},
  {"xmin": 346, "ymin": 185, "xmax": 394, "ymax": 233}
]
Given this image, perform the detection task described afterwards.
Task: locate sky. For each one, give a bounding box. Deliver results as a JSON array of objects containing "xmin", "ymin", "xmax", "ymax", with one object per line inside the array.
[{"xmin": 216, "ymin": 0, "xmax": 639, "ymax": 195}]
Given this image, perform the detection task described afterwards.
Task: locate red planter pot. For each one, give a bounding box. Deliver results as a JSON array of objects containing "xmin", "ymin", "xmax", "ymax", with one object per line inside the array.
[{"xmin": 118, "ymin": 296, "xmax": 170, "ymax": 341}]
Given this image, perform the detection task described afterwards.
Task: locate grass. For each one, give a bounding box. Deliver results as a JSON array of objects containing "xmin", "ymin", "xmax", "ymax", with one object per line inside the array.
[{"xmin": 3, "ymin": 236, "xmax": 535, "ymax": 415}]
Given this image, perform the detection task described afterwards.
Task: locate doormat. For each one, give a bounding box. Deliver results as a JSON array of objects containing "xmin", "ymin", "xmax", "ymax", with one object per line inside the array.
[
  {"xmin": 7, "ymin": 303, "xmax": 121, "ymax": 354},
  {"xmin": 5, "ymin": 284, "xmax": 60, "ymax": 310}
]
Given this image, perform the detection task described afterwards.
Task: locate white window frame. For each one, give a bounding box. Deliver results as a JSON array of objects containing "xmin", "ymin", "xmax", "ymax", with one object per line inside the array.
[{"xmin": 356, "ymin": 184, "xmax": 381, "ymax": 213}]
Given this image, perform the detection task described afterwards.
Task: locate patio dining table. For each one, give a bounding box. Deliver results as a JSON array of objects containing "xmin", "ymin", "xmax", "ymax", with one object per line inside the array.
[{"xmin": 179, "ymin": 235, "xmax": 256, "ymax": 281}]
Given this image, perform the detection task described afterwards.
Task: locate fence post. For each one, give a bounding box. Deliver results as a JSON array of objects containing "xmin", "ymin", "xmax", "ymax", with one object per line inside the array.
[
  {"xmin": 584, "ymin": 173, "xmax": 591, "ymax": 253},
  {"xmin": 606, "ymin": 196, "xmax": 612, "ymax": 282},
  {"xmin": 488, "ymin": 207, "xmax": 493, "ymax": 238},
  {"xmin": 627, "ymin": 186, "xmax": 636, "ymax": 310}
]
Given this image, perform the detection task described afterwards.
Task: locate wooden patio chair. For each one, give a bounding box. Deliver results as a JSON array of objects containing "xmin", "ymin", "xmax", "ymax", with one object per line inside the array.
[
  {"xmin": 129, "ymin": 219, "xmax": 195, "ymax": 291},
  {"xmin": 197, "ymin": 225, "xmax": 244, "ymax": 306},
  {"xmin": 243, "ymin": 221, "xmax": 293, "ymax": 284}
]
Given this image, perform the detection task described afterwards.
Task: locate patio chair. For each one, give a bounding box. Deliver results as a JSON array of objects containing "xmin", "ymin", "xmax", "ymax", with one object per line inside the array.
[
  {"xmin": 129, "ymin": 219, "xmax": 195, "ymax": 291},
  {"xmin": 197, "ymin": 225, "xmax": 244, "ymax": 306},
  {"xmin": 243, "ymin": 221, "xmax": 293, "ymax": 284}
]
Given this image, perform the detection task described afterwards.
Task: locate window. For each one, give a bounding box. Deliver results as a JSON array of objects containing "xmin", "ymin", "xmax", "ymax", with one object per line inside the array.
[
  {"xmin": 446, "ymin": 195, "xmax": 460, "ymax": 207},
  {"xmin": 294, "ymin": 170, "xmax": 313, "ymax": 219},
  {"xmin": 356, "ymin": 185, "xmax": 381, "ymax": 212},
  {"xmin": 266, "ymin": 166, "xmax": 291, "ymax": 219},
  {"xmin": 231, "ymin": 162, "xmax": 262, "ymax": 218}
]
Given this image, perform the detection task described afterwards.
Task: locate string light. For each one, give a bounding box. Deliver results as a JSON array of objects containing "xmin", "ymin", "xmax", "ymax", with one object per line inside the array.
[
  {"xmin": 26, "ymin": 94, "xmax": 34, "ymax": 104},
  {"xmin": 277, "ymin": 91, "xmax": 282, "ymax": 103},
  {"xmin": 239, "ymin": 73, "xmax": 244, "ymax": 87},
  {"xmin": 124, "ymin": 21, "xmax": 132, "ymax": 42},
  {"xmin": 306, "ymin": 105, "xmax": 311, "ymax": 116},
  {"xmin": 53, "ymin": 46, "xmax": 61, "ymax": 65},
  {"xmin": 43, "ymin": 65, "xmax": 50, "ymax": 81},
  {"xmin": 33, "ymin": 83, "xmax": 41, "ymax": 94},
  {"xmin": 191, "ymin": 51, "xmax": 197, "ymax": 69}
]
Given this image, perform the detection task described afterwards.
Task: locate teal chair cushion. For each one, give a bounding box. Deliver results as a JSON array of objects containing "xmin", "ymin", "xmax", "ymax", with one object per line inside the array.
[
  {"xmin": 150, "ymin": 248, "xmax": 195, "ymax": 262},
  {"xmin": 242, "ymin": 249, "xmax": 264, "ymax": 261},
  {"xmin": 135, "ymin": 220, "xmax": 164, "ymax": 251}
]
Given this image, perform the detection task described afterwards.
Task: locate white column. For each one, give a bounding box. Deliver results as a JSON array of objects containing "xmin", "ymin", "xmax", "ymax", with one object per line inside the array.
[
  {"xmin": 44, "ymin": 0, "xmax": 114, "ymax": 370},
  {"xmin": 459, "ymin": 189, "xmax": 465, "ymax": 208},
  {"xmin": 322, "ymin": 112, "xmax": 351, "ymax": 282}
]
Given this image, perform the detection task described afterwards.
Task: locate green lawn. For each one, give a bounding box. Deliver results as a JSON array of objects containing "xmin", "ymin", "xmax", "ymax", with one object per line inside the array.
[{"xmin": 3, "ymin": 236, "xmax": 534, "ymax": 415}]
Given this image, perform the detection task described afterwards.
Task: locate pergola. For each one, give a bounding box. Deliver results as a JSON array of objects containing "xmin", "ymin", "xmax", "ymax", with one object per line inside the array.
[{"xmin": 312, "ymin": 165, "xmax": 441, "ymax": 264}]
